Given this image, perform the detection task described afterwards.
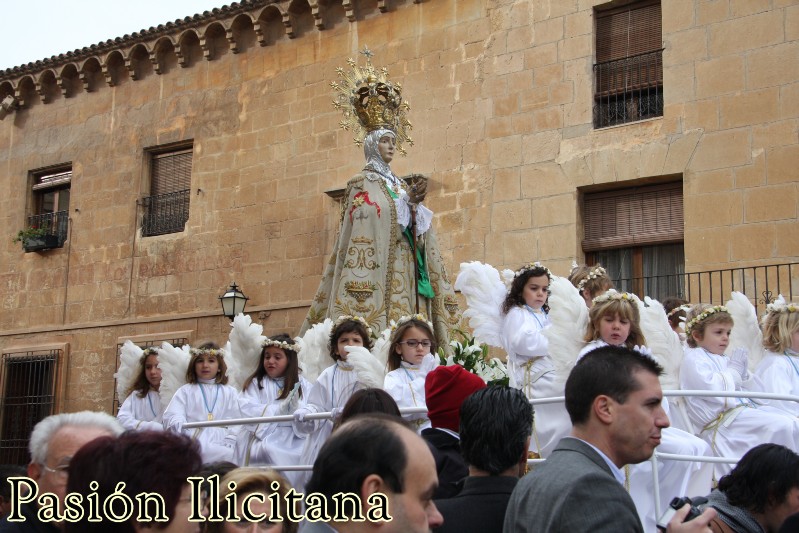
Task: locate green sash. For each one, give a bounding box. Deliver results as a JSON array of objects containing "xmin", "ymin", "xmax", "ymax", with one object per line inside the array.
[{"xmin": 388, "ymin": 188, "xmax": 434, "ymax": 298}]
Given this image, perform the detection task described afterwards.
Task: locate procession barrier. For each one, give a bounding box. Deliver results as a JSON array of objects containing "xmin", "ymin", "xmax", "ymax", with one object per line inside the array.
[{"xmin": 183, "ymin": 390, "xmax": 799, "ymax": 520}]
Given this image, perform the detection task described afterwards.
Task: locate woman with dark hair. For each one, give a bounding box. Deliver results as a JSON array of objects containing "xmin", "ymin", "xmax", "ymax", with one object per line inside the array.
[
  {"xmin": 332, "ymin": 388, "xmax": 401, "ymax": 431},
  {"xmin": 65, "ymin": 430, "xmax": 202, "ymax": 533},
  {"xmin": 204, "ymin": 468, "xmax": 298, "ymax": 533},
  {"xmin": 702, "ymin": 443, "xmax": 799, "ymax": 533}
]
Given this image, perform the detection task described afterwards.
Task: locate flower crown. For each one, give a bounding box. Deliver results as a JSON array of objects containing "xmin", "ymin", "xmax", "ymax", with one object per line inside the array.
[
  {"xmin": 591, "ymin": 289, "xmax": 640, "ymax": 306},
  {"xmin": 141, "ymin": 347, "xmax": 158, "ymax": 357},
  {"xmin": 262, "ymin": 338, "xmax": 300, "ymax": 352},
  {"xmin": 667, "ymin": 305, "xmax": 690, "ymax": 318},
  {"xmin": 765, "ymin": 301, "xmax": 799, "ymax": 315},
  {"xmin": 390, "ymin": 314, "xmax": 433, "ymax": 333},
  {"xmin": 684, "ymin": 306, "xmax": 728, "ymax": 336},
  {"xmin": 577, "ymin": 266, "xmax": 607, "ymax": 293},
  {"xmin": 189, "ymin": 347, "xmax": 224, "ymax": 358},
  {"xmin": 761, "ymin": 298, "xmax": 799, "ymax": 327},
  {"xmin": 513, "ymin": 262, "xmax": 552, "ymax": 281},
  {"xmin": 332, "ymin": 315, "xmax": 374, "ymax": 338}
]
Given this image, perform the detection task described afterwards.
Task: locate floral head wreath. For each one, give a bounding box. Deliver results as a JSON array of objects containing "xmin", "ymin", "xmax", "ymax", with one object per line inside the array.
[
  {"xmin": 761, "ymin": 298, "xmax": 799, "ymax": 326},
  {"xmin": 513, "ymin": 262, "xmax": 552, "ymax": 281},
  {"xmin": 591, "ymin": 289, "xmax": 640, "ymax": 306},
  {"xmin": 141, "ymin": 347, "xmax": 158, "ymax": 357},
  {"xmin": 390, "ymin": 314, "xmax": 434, "ymax": 333},
  {"xmin": 189, "ymin": 347, "xmax": 225, "ymax": 358},
  {"xmin": 667, "ymin": 305, "xmax": 690, "ymax": 318},
  {"xmin": 262, "ymin": 338, "xmax": 301, "ymax": 353},
  {"xmin": 332, "ymin": 315, "xmax": 374, "ymax": 338},
  {"xmin": 684, "ymin": 305, "xmax": 728, "ymax": 336},
  {"xmin": 577, "ymin": 266, "xmax": 607, "ymax": 293}
]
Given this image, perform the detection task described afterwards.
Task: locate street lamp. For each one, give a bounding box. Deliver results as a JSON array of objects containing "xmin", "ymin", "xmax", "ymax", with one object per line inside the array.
[{"xmin": 219, "ymin": 282, "xmax": 248, "ymax": 320}]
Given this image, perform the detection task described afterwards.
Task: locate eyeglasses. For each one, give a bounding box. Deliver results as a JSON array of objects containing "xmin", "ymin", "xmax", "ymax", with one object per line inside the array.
[
  {"xmin": 41, "ymin": 463, "xmax": 70, "ymax": 480},
  {"xmin": 398, "ymin": 340, "xmax": 432, "ymax": 348}
]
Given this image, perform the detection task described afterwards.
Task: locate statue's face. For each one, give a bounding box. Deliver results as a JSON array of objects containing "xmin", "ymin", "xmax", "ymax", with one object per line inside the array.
[{"xmin": 377, "ymin": 134, "xmax": 396, "ymax": 164}]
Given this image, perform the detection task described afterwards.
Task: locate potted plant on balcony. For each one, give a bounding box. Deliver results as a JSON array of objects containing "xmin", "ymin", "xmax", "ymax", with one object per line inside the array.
[{"xmin": 13, "ymin": 227, "xmax": 60, "ymax": 252}]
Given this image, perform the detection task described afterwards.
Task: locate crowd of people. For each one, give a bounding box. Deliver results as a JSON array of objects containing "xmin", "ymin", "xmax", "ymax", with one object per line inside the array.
[{"xmin": 0, "ymin": 259, "xmax": 797, "ymax": 532}]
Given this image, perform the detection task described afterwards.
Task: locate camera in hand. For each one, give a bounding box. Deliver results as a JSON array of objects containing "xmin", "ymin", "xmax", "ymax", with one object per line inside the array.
[{"xmin": 656, "ymin": 496, "xmax": 708, "ymax": 531}]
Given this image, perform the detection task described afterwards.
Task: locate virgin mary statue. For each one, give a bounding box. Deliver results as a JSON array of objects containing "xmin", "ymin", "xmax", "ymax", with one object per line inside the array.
[{"xmin": 300, "ymin": 50, "xmax": 461, "ymax": 349}]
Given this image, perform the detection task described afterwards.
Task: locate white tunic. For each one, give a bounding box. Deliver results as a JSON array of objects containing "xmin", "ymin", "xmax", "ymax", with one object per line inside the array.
[
  {"xmin": 500, "ymin": 306, "xmax": 566, "ymax": 457},
  {"xmin": 580, "ymin": 340, "xmax": 714, "ymax": 532},
  {"xmin": 294, "ymin": 361, "xmax": 364, "ymax": 491},
  {"xmin": 383, "ymin": 354, "xmax": 436, "ymax": 432},
  {"xmin": 237, "ymin": 375, "xmax": 311, "ymax": 488},
  {"xmin": 162, "ymin": 380, "xmax": 242, "ymax": 464},
  {"xmin": 117, "ymin": 390, "xmax": 163, "ymax": 431},
  {"xmin": 680, "ymin": 346, "xmax": 799, "ymax": 478},
  {"xmin": 755, "ymin": 350, "xmax": 799, "ymax": 417}
]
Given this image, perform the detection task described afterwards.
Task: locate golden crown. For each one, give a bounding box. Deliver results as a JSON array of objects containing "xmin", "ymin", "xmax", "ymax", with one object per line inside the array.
[{"xmin": 331, "ymin": 46, "xmax": 413, "ymax": 155}]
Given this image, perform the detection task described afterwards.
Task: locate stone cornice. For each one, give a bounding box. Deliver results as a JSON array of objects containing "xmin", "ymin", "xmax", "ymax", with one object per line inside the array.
[{"xmin": 0, "ymin": 0, "xmax": 417, "ymax": 106}]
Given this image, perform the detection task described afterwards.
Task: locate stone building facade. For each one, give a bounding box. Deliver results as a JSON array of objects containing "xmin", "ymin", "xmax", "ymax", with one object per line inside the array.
[{"xmin": 0, "ymin": 0, "xmax": 796, "ymax": 451}]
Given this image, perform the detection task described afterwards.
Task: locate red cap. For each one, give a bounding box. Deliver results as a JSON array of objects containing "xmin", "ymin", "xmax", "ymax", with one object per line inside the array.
[{"xmin": 425, "ymin": 365, "xmax": 487, "ymax": 432}]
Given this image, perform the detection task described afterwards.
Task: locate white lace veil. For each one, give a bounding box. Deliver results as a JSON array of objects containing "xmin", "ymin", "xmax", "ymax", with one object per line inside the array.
[{"xmin": 363, "ymin": 129, "xmax": 401, "ymax": 187}]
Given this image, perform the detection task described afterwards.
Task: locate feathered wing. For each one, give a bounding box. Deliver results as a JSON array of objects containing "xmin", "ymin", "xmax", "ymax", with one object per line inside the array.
[
  {"xmin": 454, "ymin": 261, "xmax": 506, "ymax": 348},
  {"xmin": 372, "ymin": 327, "xmax": 393, "ymax": 373},
  {"xmin": 156, "ymin": 342, "xmax": 191, "ymax": 409},
  {"xmin": 295, "ymin": 318, "xmax": 333, "ymax": 383},
  {"xmin": 346, "ymin": 346, "xmax": 386, "ymax": 389},
  {"xmin": 116, "ymin": 340, "xmax": 144, "ymax": 401},
  {"xmin": 640, "ymin": 297, "xmax": 682, "ymax": 391},
  {"xmin": 545, "ymin": 276, "xmax": 588, "ymax": 383},
  {"xmin": 726, "ymin": 291, "xmax": 764, "ymax": 370},
  {"xmin": 225, "ymin": 313, "xmax": 266, "ymax": 391}
]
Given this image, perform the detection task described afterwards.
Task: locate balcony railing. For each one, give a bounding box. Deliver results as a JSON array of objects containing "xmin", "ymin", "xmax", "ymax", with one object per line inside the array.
[
  {"xmin": 593, "ymin": 49, "xmax": 664, "ymax": 128},
  {"xmin": 141, "ymin": 189, "xmax": 190, "ymax": 237},
  {"xmin": 27, "ymin": 211, "xmax": 68, "ymax": 246},
  {"xmin": 612, "ymin": 262, "xmax": 798, "ymax": 313}
]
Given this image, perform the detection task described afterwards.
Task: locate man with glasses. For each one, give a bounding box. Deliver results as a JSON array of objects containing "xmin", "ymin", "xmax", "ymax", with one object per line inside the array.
[{"xmin": 0, "ymin": 411, "xmax": 122, "ymax": 532}]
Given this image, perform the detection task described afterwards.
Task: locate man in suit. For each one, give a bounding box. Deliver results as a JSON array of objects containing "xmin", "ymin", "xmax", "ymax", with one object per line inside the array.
[
  {"xmin": 503, "ymin": 346, "xmax": 716, "ymax": 533},
  {"xmin": 300, "ymin": 414, "xmax": 443, "ymax": 533},
  {"xmin": 435, "ymin": 386, "xmax": 532, "ymax": 533}
]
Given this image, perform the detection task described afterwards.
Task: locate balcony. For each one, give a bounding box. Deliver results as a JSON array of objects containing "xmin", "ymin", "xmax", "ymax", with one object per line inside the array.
[
  {"xmin": 22, "ymin": 211, "xmax": 68, "ymax": 252},
  {"xmin": 612, "ymin": 262, "xmax": 799, "ymax": 313},
  {"xmin": 593, "ymin": 49, "xmax": 664, "ymax": 129},
  {"xmin": 141, "ymin": 189, "xmax": 190, "ymax": 237}
]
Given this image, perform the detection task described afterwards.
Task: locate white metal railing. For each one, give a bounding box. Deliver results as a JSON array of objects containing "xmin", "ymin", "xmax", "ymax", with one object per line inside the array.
[{"xmin": 181, "ymin": 390, "xmax": 799, "ymax": 520}]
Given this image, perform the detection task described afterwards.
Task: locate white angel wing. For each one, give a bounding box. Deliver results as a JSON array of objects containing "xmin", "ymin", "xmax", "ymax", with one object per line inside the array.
[
  {"xmin": 346, "ymin": 346, "xmax": 386, "ymax": 389},
  {"xmin": 501, "ymin": 269, "xmax": 515, "ymax": 291},
  {"xmin": 225, "ymin": 313, "xmax": 266, "ymax": 391},
  {"xmin": 295, "ymin": 318, "xmax": 333, "ymax": 383},
  {"xmin": 156, "ymin": 341, "xmax": 191, "ymax": 409},
  {"xmin": 371, "ymin": 327, "xmax": 393, "ymax": 373},
  {"xmin": 545, "ymin": 276, "xmax": 589, "ymax": 383},
  {"xmin": 640, "ymin": 297, "xmax": 682, "ymax": 391},
  {"xmin": 454, "ymin": 261, "xmax": 507, "ymax": 348},
  {"xmin": 116, "ymin": 340, "xmax": 144, "ymax": 401},
  {"xmin": 726, "ymin": 291, "xmax": 765, "ymax": 370}
]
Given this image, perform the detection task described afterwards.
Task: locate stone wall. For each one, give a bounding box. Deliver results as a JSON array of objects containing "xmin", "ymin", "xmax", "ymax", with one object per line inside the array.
[{"xmin": 0, "ymin": 0, "xmax": 797, "ymax": 412}]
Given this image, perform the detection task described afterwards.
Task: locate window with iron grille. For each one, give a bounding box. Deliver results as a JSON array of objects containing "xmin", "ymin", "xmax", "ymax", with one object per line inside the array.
[
  {"xmin": 112, "ymin": 336, "xmax": 189, "ymax": 414},
  {"xmin": 594, "ymin": 0, "xmax": 663, "ymax": 128},
  {"xmin": 141, "ymin": 144, "xmax": 193, "ymax": 237},
  {"xmin": 583, "ymin": 181, "xmax": 684, "ymax": 300},
  {"xmin": 26, "ymin": 165, "xmax": 71, "ymax": 248},
  {"xmin": 0, "ymin": 349, "xmax": 62, "ymax": 465}
]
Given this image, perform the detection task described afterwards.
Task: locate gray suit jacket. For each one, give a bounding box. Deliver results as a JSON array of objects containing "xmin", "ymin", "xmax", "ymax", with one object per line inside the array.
[{"xmin": 503, "ymin": 437, "xmax": 643, "ymax": 532}]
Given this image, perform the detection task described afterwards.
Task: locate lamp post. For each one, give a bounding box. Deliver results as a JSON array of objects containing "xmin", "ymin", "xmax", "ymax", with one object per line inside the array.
[{"xmin": 219, "ymin": 282, "xmax": 248, "ymax": 320}]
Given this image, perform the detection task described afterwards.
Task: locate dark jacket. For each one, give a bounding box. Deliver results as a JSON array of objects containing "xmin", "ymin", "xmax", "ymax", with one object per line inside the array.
[
  {"xmin": 434, "ymin": 475, "xmax": 518, "ymax": 533},
  {"xmin": 422, "ymin": 427, "xmax": 468, "ymax": 499},
  {"xmin": 0, "ymin": 502, "xmax": 60, "ymax": 533}
]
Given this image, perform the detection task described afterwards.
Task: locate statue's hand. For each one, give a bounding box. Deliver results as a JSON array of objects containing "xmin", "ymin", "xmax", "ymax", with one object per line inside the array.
[{"xmin": 407, "ymin": 174, "xmax": 428, "ymax": 204}]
